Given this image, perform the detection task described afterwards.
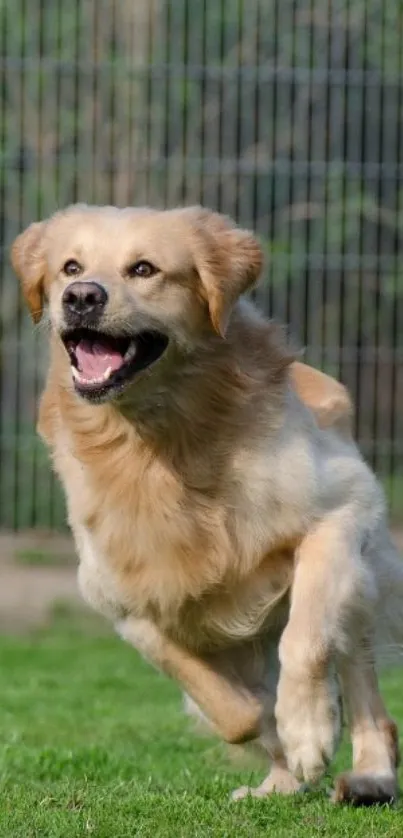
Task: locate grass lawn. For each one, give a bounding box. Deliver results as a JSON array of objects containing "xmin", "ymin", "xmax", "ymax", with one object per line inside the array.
[{"xmin": 0, "ymin": 617, "xmax": 403, "ymax": 837}]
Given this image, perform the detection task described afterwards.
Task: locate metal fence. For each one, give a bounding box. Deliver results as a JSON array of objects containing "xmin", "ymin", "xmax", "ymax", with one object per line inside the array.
[{"xmin": 0, "ymin": 0, "xmax": 402, "ymax": 530}]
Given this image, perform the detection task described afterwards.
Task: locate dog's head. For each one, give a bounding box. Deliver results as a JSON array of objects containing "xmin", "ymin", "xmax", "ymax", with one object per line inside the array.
[{"xmin": 11, "ymin": 204, "xmax": 263, "ymax": 403}]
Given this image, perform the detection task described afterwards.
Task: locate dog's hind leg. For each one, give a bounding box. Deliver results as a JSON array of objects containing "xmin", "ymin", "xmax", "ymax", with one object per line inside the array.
[{"xmin": 333, "ymin": 647, "xmax": 399, "ymax": 805}]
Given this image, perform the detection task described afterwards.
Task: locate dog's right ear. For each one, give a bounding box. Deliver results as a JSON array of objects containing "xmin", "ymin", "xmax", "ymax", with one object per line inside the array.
[{"xmin": 10, "ymin": 221, "xmax": 47, "ymax": 323}]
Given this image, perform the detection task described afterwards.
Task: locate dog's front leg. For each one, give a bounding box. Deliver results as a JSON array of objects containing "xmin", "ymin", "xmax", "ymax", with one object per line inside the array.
[
  {"xmin": 275, "ymin": 508, "xmax": 376, "ymax": 784},
  {"xmin": 117, "ymin": 616, "xmax": 263, "ymax": 744}
]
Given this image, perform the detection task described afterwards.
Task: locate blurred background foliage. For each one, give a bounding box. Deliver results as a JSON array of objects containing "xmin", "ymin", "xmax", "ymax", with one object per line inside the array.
[{"xmin": 0, "ymin": 0, "xmax": 402, "ymax": 529}]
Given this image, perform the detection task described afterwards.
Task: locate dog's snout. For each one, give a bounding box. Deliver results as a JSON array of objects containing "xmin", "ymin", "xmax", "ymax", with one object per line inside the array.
[{"xmin": 62, "ymin": 281, "xmax": 108, "ymax": 320}]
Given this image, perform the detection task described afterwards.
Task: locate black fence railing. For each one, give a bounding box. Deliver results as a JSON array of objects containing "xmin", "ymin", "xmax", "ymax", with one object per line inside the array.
[{"xmin": 0, "ymin": 0, "xmax": 402, "ymax": 529}]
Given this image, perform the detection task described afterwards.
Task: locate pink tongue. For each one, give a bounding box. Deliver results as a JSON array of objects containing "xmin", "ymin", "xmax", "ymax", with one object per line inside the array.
[{"xmin": 75, "ymin": 339, "xmax": 125, "ymax": 379}]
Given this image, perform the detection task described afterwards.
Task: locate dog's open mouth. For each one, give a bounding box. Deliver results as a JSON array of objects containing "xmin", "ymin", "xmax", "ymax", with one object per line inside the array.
[{"xmin": 61, "ymin": 328, "xmax": 169, "ymax": 400}]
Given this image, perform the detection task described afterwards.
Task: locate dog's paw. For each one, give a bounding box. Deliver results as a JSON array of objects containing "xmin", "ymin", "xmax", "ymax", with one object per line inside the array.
[
  {"xmin": 232, "ymin": 766, "xmax": 302, "ymax": 801},
  {"xmin": 332, "ymin": 772, "xmax": 397, "ymax": 806},
  {"xmin": 275, "ymin": 671, "xmax": 341, "ymax": 783}
]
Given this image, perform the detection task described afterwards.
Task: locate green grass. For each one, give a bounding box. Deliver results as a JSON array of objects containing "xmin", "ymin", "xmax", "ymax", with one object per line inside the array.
[
  {"xmin": 14, "ymin": 548, "xmax": 74, "ymax": 567},
  {"xmin": 382, "ymin": 474, "xmax": 403, "ymax": 524},
  {"xmin": 0, "ymin": 618, "xmax": 403, "ymax": 837}
]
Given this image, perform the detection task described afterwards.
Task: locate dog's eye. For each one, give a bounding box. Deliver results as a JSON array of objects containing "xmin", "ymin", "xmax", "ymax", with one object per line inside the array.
[
  {"xmin": 63, "ymin": 259, "xmax": 83, "ymax": 277},
  {"xmin": 126, "ymin": 260, "xmax": 157, "ymax": 279}
]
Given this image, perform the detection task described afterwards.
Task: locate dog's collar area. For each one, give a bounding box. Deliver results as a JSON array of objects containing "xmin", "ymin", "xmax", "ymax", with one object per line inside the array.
[{"xmin": 61, "ymin": 327, "xmax": 169, "ymax": 401}]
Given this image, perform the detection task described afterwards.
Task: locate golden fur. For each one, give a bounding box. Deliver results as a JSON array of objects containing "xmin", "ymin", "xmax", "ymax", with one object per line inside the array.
[{"xmin": 11, "ymin": 204, "xmax": 403, "ymax": 805}]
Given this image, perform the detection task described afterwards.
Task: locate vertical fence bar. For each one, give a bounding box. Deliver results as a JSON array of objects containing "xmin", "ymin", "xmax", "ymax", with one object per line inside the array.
[
  {"xmin": 0, "ymin": 0, "xmax": 14, "ymax": 529},
  {"xmin": 24, "ymin": 0, "xmax": 44, "ymax": 529},
  {"xmin": 320, "ymin": 0, "xmax": 332, "ymax": 374},
  {"xmin": 0, "ymin": 0, "xmax": 7, "ymax": 523},
  {"xmin": 237, "ymin": 0, "xmax": 259, "ymax": 231},
  {"xmin": 302, "ymin": 0, "xmax": 315, "ymax": 357},
  {"xmin": 336, "ymin": 0, "xmax": 350, "ymax": 387},
  {"xmin": 389, "ymin": 8, "xmax": 403, "ymax": 515},
  {"xmin": 267, "ymin": 0, "xmax": 280, "ymax": 318},
  {"xmin": 6, "ymin": 0, "xmax": 26, "ymax": 530},
  {"xmin": 250, "ymin": 0, "xmax": 261, "ymax": 239}
]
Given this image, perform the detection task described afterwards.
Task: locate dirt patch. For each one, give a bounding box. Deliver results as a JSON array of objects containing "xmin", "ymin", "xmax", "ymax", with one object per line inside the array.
[
  {"xmin": 1, "ymin": 528, "xmax": 403, "ymax": 632},
  {"xmin": 0, "ymin": 531, "xmax": 82, "ymax": 631}
]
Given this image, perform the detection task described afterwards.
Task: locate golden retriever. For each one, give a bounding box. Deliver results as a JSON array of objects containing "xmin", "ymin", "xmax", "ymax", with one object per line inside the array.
[{"xmin": 11, "ymin": 204, "xmax": 402, "ymax": 805}]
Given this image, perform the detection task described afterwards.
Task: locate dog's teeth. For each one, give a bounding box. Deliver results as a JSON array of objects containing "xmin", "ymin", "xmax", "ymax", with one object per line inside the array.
[{"xmin": 71, "ymin": 365, "xmax": 114, "ymax": 386}]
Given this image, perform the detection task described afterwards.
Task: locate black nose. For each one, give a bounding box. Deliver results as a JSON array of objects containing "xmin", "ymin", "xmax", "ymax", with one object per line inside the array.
[{"xmin": 62, "ymin": 281, "xmax": 108, "ymax": 319}]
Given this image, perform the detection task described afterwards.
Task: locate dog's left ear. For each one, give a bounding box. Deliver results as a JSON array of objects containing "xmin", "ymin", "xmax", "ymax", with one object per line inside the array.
[
  {"xmin": 10, "ymin": 221, "xmax": 47, "ymax": 323},
  {"xmin": 186, "ymin": 207, "xmax": 263, "ymax": 337}
]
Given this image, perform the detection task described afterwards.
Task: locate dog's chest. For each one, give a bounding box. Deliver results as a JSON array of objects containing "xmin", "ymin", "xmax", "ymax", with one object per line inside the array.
[
  {"xmin": 75, "ymin": 521, "xmax": 293, "ymax": 649},
  {"xmin": 64, "ymin": 448, "xmax": 233, "ymax": 617},
  {"xmin": 60, "ymin": 437, "xmax": 297, "ymax": 644}
]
